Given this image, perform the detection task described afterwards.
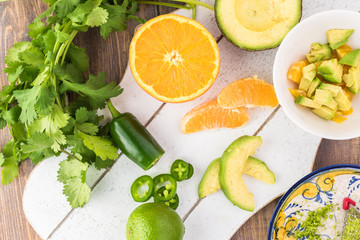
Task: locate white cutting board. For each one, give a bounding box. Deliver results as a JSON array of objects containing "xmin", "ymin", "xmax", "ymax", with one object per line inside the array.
[{"xmin": 22, "ymin": 1, "xmax": 359, "ymax": 239}]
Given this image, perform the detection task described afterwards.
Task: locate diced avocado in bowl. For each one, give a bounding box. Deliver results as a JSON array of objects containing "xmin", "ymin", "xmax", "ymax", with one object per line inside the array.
[
  {"xmin": 288, "ymin": 28, "xmax": 358, "ymax": 121},
  {"xmin": 306, "ymin": 43, "xmax": 332, "ymax": 63}
]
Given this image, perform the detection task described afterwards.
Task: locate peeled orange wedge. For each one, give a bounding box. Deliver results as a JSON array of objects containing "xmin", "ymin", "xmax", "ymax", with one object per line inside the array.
[
  {"xmin": 217, "ymin": 77, "xmax": 279, "ymax": 108},
  {"xmin": 129, "ymin": 14, "xmax": 220, "ymax": 103},
  {"xmin": 180, "ymin": 99, "xmax": 249, "ymax": 134}
]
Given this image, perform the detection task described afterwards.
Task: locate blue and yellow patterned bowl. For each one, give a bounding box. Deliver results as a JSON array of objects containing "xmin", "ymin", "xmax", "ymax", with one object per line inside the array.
[{"xmin": 267, "ymin": 164, "xmax": 360, "ymax": 240}]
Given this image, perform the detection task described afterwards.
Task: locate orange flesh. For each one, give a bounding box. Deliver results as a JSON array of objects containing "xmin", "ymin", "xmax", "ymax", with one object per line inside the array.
[
  {"xmin": 287, "ymin": 60, "xmax": 308, "ymax": 84},
  {"xmin": 180, "ymin": 99, "xmax": 249, "ymax": 134},
  {"xmin": 129, "ymin": 14, "xmax": 220, "ymax": 103},
  {"xmin": 217, "ymin": 77, "xmax": 279, "ymax": 108}
]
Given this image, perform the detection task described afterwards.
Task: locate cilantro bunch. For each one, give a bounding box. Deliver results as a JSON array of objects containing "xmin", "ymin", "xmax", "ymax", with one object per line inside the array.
[{"xmin": 0, "ymin": 0, "xmax": 144, "ymax": 208}]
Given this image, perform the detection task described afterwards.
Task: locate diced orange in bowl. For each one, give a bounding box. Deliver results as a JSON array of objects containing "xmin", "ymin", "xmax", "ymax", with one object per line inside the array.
[
  {"xmin": 336, "ymin": 44, "xmax": 353, "ymax": 59},
  {"xmin": 129, "ymin": 14, "xmax": 220, "ymax": 103},
  {"xmin": 287, "ymin": 60, "xmax": 308, "ymax": 84},
  {"xmin": 217, "ymin": 77, "xmax": 279, "ymax": 108},
  {"xmin": 288, "ymin": 88, "xmax": 306, "ymax": 99},
  {"xmin": 180, "ymin": 99, "xmax": 249, "ymax": 134}
]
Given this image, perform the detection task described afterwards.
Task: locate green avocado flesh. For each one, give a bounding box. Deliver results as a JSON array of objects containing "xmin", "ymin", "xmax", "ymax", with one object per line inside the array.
[
  {"xmin": 219, "ymin": 135, "xmax": 262, "ymax": 211},
  {"xmin": 198, "ymin": 156, "xmax": 275, "ymax": 199},
  {"xmin": 326, "ymin": 29, "xmax": 354, "ymax": 50},
  {"xmin": 339, "ymin": 49, "xmax": 360, "ymax": 66},
  {"xmin": 215, "ymin": 0, "xmax": 302, "ymax": 50}
]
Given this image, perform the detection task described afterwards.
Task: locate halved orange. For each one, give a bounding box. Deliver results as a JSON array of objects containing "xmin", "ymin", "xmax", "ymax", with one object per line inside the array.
[
  {"xmin": 129, "ymin": 14, "xmax": 220, "ymax": 103},
  {"xmin": 180, "ymin": 99, "xmax": 249, "ymax": 134},
  {"xmin": 217, "ymin": 77, "xmax": 279, "ymax": 108}
]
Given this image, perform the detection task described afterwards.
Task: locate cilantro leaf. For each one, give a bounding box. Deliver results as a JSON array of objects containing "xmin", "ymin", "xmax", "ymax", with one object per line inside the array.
[
  {"xmin": 99, "ymin": 3, "xmax": 144, "ymax": 39},
  {"xmin": 2, "ymin": 106, "xmax": 21, "ymax": 125},
  {"xmin": 60, "ymin": 72, "xmax": 123, "ymax": 109},
  {"xmin": 32, "ymin": 66, "xmax": 50, "ymax": 86},
  {"xmin": 58, "ymin": 158, "xmax": 91, "ymax": 208},
  {"xmin": 75, "ymin": 107, "xmax": 90, "ymax": 123},
  {"xmin": 76, "ymin": 122, "xmax": 98, "ymax": 135},
  {"xmin": 56, "ymin": 0, "xmax": 81, "ymax": 18},
  {"xmin": 54, "ymin": 63, "xmax": 84, "ymax": 83},
  {"xmin": 4, "ymin": 41, "xmax": 31, "ymax": 65},
  {"xmin": 1, "ymin": 156, "xmax": 19, "ymax": 185},
  {"xmin": 67, "ymin": 0, "xmax": 102, "ymax": 23},
  {"xmin": 1, "ymin": 140, "xmax": 19, "ymax": 185},
  {"xmin": 85, "ymin": 7, "xmax": 108, "ymax": 27},
  {"xmin": 30, "ymin": 105, "xmax": 70, "ymax": 152},
  {"xmin": 94, "ymin": 156, "xmax": 114, "ymax": 170},
  {"xmin": 78, "ymin": 131, "xmax": 118, "ymax": 160},
  {"xmin": 58, "ymin": 158, "xmax": 88, "ymax": 183},
  {"xmin": 28, "ymin": 20, "xmax": 50, "ymax": 39},
  {"xmin": 22, "ymin": 133, "xmax": 55, "ymax": 164},
  {"xmin": 67, "ymin": 44, "xmax": 89, "ymax": 72},
  {"xmin": 4, "ymin": 64, "xmax": 24, "ymax": 83},
  {"xmin": 19, "ymin": 46, "xmax": 44, "ymax": 67},
  {"xmin": 34, "ymin": 83, "xmax": 56, "ymax": 115},
  {"xmin": 21, "ymin": 133, "xmax": 54, "ymax": 154},
  {"xmin": 63, "ymin": 177, "xmax": 91, "ymax": 208},
  {"xmin": 13, "ymin": 86, "xmax": 41, "ymax": 124},
  {"xmin": 0, "ymin": 115, "xmax": 6, "ymax": 130},
  {"xmin": 67, "ymin": 135, "xmax": 97, "ymax": 164}
]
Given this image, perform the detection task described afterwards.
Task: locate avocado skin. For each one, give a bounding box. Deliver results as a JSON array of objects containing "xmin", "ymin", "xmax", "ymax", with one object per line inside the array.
[{"xmin": 214, "ymin": 0, "xmax": 302, "ymax": 51}]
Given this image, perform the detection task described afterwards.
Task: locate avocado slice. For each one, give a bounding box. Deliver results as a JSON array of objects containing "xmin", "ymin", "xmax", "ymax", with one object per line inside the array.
[
  {"xmin": 335, "ymin": 91, "xmax": 351, "ymax": 111},
  {"xmin": 312, "ymin": 106, "xmax": 336, "ymax": 120},
  {"xmin": 307, "ymin": 77, "xmax": 322, "ymax": 97},
  {"xmin": 295, "ymin": 96, "xmax": 321, "ymax": 109},
  {"xmin": 345, "ymin": 66, "xmax": 360, "ymax": 94},
  {"xmin": 219, "ymin": 136, "xmax": 262, "ymax": 211},
  {"xmin": 317, "ymin": 59, "xmax": 343, "ymax": 83},
  {"xmin": 198, "ymin": 156, "xmax": 275, "ymax": 199},
  {"xmin": 299, "ymin": 64, "xmax": 316, "ymax": 91},
  {"xmin": 339, "ymin": 49, "xmax": 360, "ymax": 67},
  {"xmin": 306, "ymin": 43, "xmax": 331, "ymax": 63},
  {"xmin": 215, "ymin": 0, "xmax": 302, "ymax": 50},
  {"xmin": 326, "ymin": 29, "xmax": 354, "ymax": 50},
  {"xmin": 318, "ymin": 83, "xmax": 342, "ymax": 97},
  {"xmin": 313, "ymin": 89, "xmax": 333, "ymax": 105}
]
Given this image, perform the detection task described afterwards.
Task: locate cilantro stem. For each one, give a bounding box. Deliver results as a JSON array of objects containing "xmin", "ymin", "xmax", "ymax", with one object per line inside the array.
[
  {"xmin": 61, "ymin": 31, "xmax": 78, "ymax": 66},
  {"xmin": 60, "ymin": 149, "xmax": 82, "ymax": 161},
  {"xmin": 171, "ymin": 0, "xmax": 213, "ymax": 10},
  {"xmin": 189, "ymin": 3, "xmax": 196, "ymax": 19},
  {"xmin": 136, "ymin": 1, "xmax": 191, "ymax": 10}
]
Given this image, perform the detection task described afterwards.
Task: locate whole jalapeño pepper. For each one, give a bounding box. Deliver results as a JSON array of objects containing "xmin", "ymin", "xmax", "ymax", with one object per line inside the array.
[{"xmin": 107, "ymin": 100, "xmax": 165, "ymax": 170}]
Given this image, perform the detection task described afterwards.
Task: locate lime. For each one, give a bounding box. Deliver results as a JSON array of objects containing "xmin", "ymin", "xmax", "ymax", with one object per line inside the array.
[{"xmin": 126, "ymin": 203, "xmax": 185, "ymax": 240}]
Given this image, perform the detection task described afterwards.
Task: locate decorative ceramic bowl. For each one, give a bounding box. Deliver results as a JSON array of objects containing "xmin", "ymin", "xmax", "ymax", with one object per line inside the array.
[
  {"xmin": 273, "ymin": 10, "xmax": 360, "ymax": 140},
  {"xmin": 267, "ymin": 164, "xmax": 360, "ymax": 240}
]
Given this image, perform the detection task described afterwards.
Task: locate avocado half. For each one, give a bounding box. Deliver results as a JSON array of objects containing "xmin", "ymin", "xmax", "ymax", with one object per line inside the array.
[{"xmin": 215, "ymin": 0, "xmax": 302, "ymax": 50}]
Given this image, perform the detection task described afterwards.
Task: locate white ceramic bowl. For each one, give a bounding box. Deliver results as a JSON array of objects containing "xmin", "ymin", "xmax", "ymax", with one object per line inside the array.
[{"xmin": 273, "ymin": 10, "xmax": 360, "ymax": 140}]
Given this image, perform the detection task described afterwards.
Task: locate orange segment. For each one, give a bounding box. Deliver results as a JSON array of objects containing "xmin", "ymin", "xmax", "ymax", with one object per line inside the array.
[
  {"xmin": 217, "ymin": 77, "xmax": 279, "ymax": 108},
  {"xmin": 129, "ymin": 14, "xmax": 220, "ymax": 103},
  {"xmin": 287, "ymin": 60, "xmax": 308, "ymax": 84},
  {"xmin": 180, "ymin": 99, "xmax": 249, "ymax": 134}
]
